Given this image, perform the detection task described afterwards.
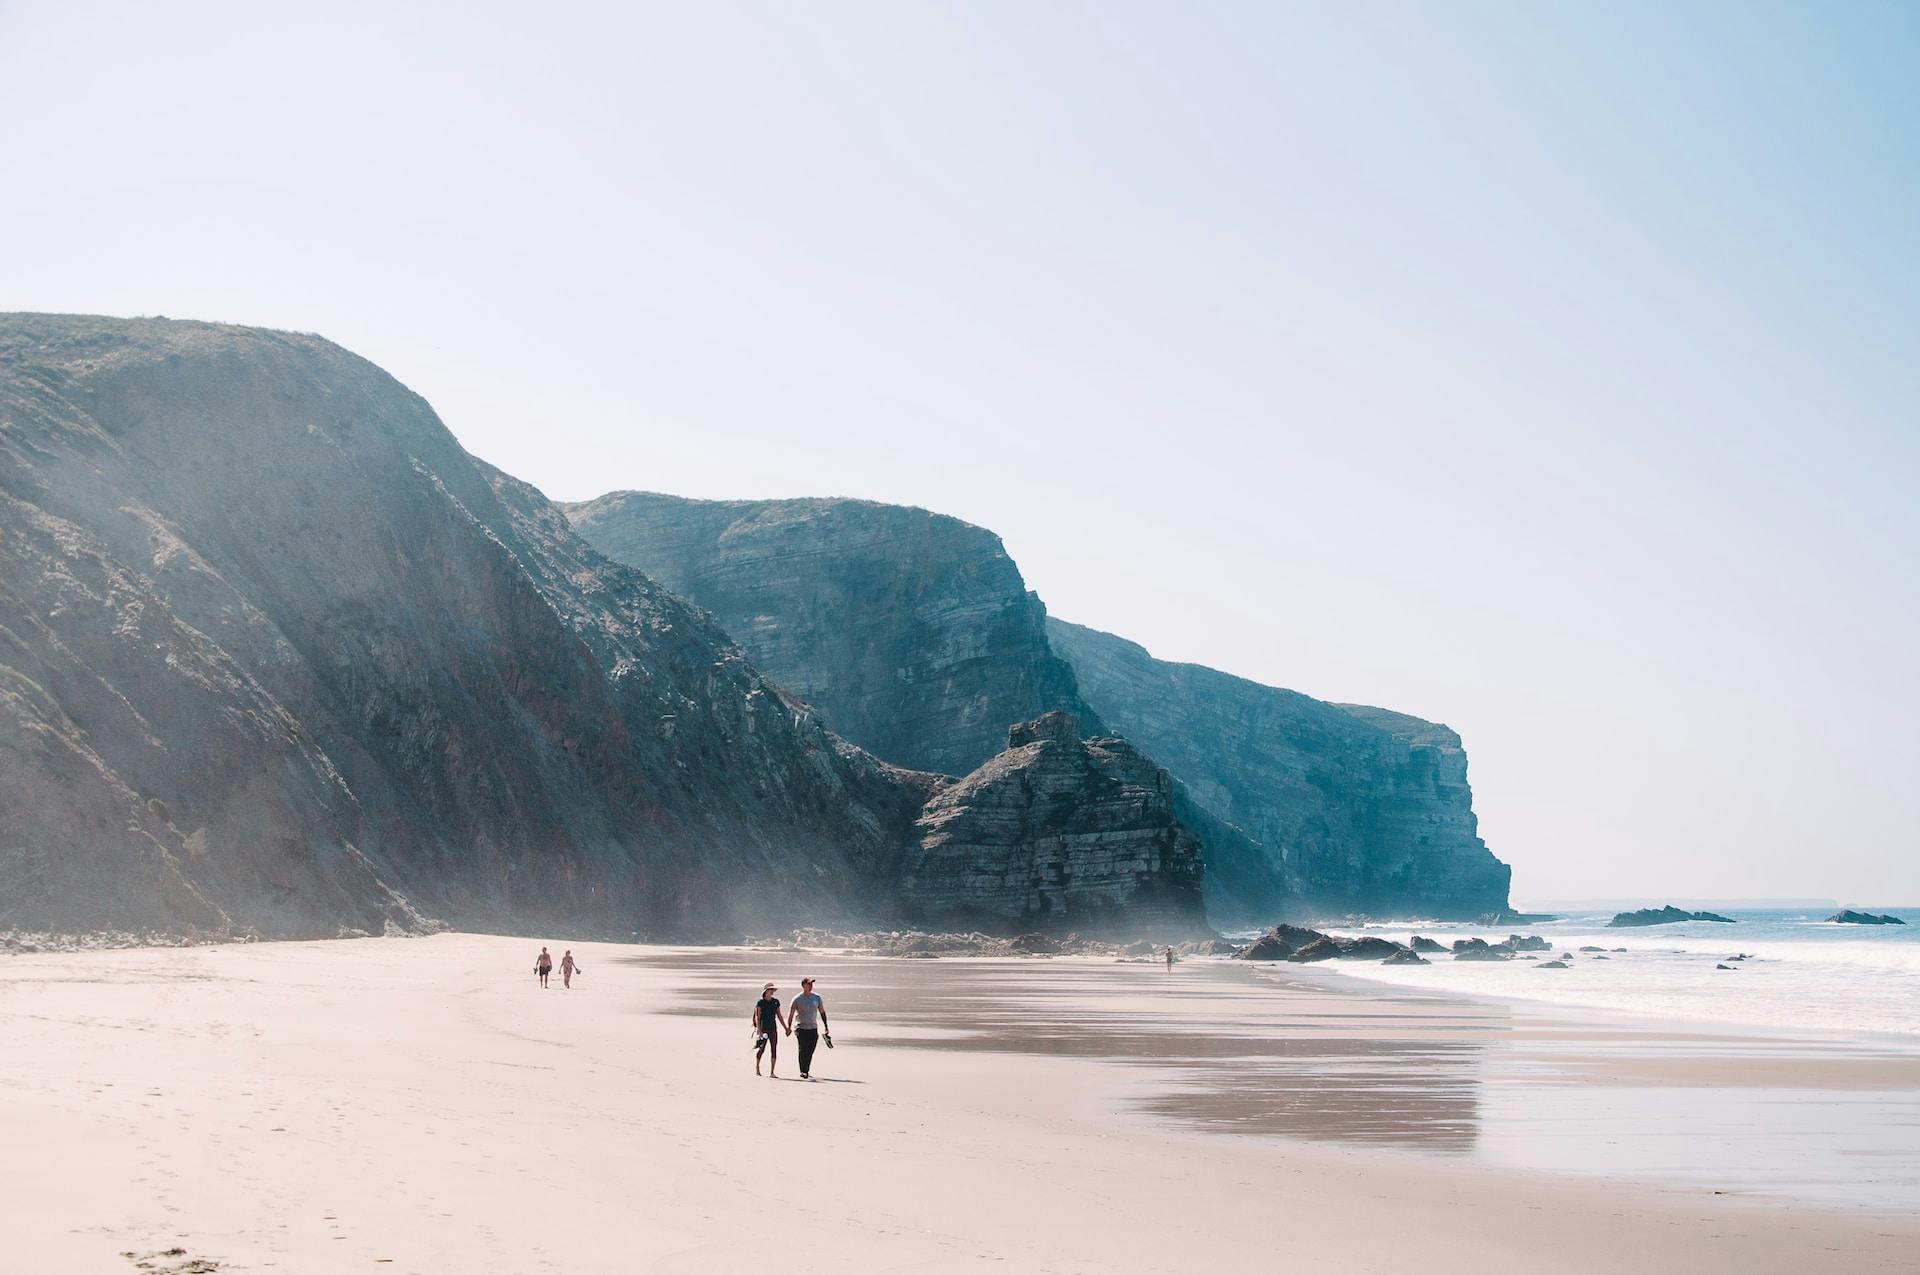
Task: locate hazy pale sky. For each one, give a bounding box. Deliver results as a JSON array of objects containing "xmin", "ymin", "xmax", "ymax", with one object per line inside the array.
[{"xmin": 4, "ymin": 1, "xmax": 1915, "ymax": 904}]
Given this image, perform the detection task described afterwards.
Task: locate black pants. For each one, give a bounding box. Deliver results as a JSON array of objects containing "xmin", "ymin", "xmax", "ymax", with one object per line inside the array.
[{"xmin": 795, "ymin": 1027, "xmax": 819, "ymax": 1075}]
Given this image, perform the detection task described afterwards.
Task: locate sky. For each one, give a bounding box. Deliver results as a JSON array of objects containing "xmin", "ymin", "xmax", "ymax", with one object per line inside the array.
[{"xmin": 3, "ymin": 1, "xmax": 1915, "ymax": 904}]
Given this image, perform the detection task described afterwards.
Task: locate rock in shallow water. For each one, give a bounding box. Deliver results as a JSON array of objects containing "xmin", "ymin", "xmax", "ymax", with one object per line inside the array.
[
  {"xmin": 1608, "ymin": 906, "xmax": 1735, "ymax": 927},
  {"xmin": 1828, "ymin": 910, "xmax": 1904, "ymax": 925}
]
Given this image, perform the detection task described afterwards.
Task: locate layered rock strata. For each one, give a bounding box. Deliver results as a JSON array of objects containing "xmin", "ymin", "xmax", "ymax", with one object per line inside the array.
[
  {"xmin": 902, "ymin": 712, "xmax": 1205, "ymax": 934},
  {"xmin": 0, "ymin": 315, "xmax": 948, "ymax": 938},
  {"xmin": 562, "ymin": 491, "xmax": 1100, "ymax": 776},
  {"xmin": 565, "ymin": 491, "xmax": 1513, "ymax": 923},
  {"xmin": 1046, "ymin": 619, "xmax": 1511, "ymax": 921}
]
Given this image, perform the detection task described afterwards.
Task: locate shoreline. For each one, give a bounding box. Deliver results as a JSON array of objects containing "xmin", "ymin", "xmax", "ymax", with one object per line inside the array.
[
  {"xmin": 4, "ymin": 933, "xmax": 1916, "ymax": 1273},
  {"xmin": 1295, "ymin": 951, "xmax": 1920, "ymax": 1050}
]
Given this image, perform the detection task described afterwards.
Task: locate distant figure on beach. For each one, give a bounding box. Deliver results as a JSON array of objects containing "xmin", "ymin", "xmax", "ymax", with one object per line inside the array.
[
  {"xmin": 791, "ymin": 976, "xmax": 831, "ymax": 1079},
  {"xmin": 535, "ymin": 947, "xmax": 553, "ymax": 988},
  {"xmin": 751, "ymin": 982, "xmax": 789, "ymax": 1077},
  {"xmin": 1165, "ymin": 946, "xmax": 1175, "ymax": 971},
  {"xmin": 561, "ymin": 950, "xmax": 579, "ymax": 989}
]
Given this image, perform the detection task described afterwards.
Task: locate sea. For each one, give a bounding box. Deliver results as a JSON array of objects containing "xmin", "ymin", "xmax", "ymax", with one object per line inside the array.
[{"xmin": 1241, "ymin": 908, "xmax": 1920, "ymax": 1038}]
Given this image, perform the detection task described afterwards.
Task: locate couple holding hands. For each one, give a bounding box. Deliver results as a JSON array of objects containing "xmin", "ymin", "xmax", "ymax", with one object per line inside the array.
[{"xmin": 751, "ymin": 976, "xmax": 831, "ymax": 1079}]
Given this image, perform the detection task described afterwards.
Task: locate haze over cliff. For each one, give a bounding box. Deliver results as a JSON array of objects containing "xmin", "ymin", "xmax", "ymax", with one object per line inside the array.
[
  {"xmin": 568, "ymin": 492, "xmax": 1512, "ymax": 922},
  {"xmin": 0, "ymin": 316, "xmax": 966, "ymax": 938}
]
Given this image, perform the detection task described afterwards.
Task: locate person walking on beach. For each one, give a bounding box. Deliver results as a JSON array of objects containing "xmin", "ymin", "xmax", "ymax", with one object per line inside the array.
[
  {"xmin": 560, "ymin": 950, "xmax": 579, "ymax": 989},
  {"xmin": 791, "ymin": 976, "xmax": 831, "ymax": 1080},
  {"xmin": 1165, "ymin": 945, "xmax": 1175, "ymax": 972},
  {"xmin": 535, "ymin": 947, "xmax": 553, "ymax": 989},
  {"xmin": 751, "ymin": 982, "xmax": 789, "ymax": 1077}
]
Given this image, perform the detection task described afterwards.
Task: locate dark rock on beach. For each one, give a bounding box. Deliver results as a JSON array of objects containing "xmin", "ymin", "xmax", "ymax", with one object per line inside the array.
[
  {"xmin": 1382, "ymin": 948, "xmax": 1430, "ymax": 965},
  {"xmin": 1452, "ymin": 938, "xmax": 1518, "ymax": 961},
  {"xmin": 1506, "ymin": 934, "xmax": 1551, "ymax": 951},
  {"xmin": 1286, "ymin": 934, "xmax": 1411, "ymax": 963},
  {"xmin": 903, "ymin": 712, "xmax": 1207, "ymax": 935},
  {"xmin": 1410, "ymin": 935, "xmax": 1449, "ymax": 954},
  {"xmin": 1335, "ymin": 936, "xmax": 1409, "ymax": 961},
  {"xmin": 1828, "ymin": 910, "xmax": 1905, "ymax": 925},
  {"xmin": 1234, "ymin": 923, "xmax": 1330, "ymax": 961},
  {"xmin": 1608, "ymin": 906, "xmax": 1735, "ymax": 927},
  {"xmin": 1286, "ymin": 937, "xmax": 1347, "ymax": 963},
  {"xmin": 1537, "ymin": 960, "xmax": 1570, "ymax": 969}
]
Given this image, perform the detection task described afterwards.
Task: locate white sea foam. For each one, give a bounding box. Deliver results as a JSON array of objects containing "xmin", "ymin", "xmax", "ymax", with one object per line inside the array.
[{"xmin": 1257, "ymin": 910, "xmax": 1920, "ymax": 1038}]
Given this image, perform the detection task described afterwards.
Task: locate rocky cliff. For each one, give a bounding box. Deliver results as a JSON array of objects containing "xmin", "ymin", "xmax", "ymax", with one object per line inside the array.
[
  {"xmin": 1047, "ymin": 620, "xmax": 1510, "ymax": 921},
  {"xmin": 564, "ymin": 487, "xmax": 1511, "ymax": 923},
  {"xmin": 563, "ymin": 492, "xmax": 1099, "ymax": 775},
  {"xmin": 904, "ymin": 712, "xmax": 1205, "ymax": 934},
  {"xmin": 0, "ymin": 315, "xmax": 943, "ymax": 938}
]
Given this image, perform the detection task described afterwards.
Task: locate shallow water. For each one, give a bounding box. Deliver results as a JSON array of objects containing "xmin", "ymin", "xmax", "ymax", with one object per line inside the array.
[
  {"xmin": 1264, "ymin": 908, "xmax": 1920, "ymax": 1037},
  {"xmin": 645, "ymin": 947, "xmax": 1920, "ymax": 1213}
]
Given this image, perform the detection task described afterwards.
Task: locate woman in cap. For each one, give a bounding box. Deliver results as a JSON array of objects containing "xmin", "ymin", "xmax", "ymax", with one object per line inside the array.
[{"xmin": 750, "ymin": 981, "xmax": 790, "ymax": 1077}]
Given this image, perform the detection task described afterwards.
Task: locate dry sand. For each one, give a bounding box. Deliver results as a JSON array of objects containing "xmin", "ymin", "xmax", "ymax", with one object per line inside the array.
[{"xmin": 2, "ymin": 933, "xmax": 1915, "ymax": 1274}]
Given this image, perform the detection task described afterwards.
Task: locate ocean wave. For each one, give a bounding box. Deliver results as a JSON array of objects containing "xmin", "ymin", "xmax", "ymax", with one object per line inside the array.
[{"xmin": 1242, "ymin": 911, "xmax": 1920, "ymax": 1038}]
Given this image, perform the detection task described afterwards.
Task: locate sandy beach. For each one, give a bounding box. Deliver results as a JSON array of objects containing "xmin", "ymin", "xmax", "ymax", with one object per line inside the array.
[{"xmin": 3, "ymin": 934, "xmax": 1916, "ymax": 1274}]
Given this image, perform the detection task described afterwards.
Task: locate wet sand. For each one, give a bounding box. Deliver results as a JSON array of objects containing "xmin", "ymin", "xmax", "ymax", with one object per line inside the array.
[{"xmin": 2, "ymin": 934, "xmax": 1915, "ymax": 1273}]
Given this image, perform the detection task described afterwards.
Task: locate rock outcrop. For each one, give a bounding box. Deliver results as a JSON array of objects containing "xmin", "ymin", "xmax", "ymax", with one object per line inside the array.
[
  {"xmin": 1232, "ymin": 923, "xmax": 1413, "ymax": 963},
  {"xmin": 1828, "ymin": 910, "xmax": 1904, "ymax": 925},
  {"xmin": 1046, "ymin": 619, "xmax": 1511, "ymax": 921},
  {"xmin": 563, "ymin": 492, "xmax": 1098, "ymax": 776},
  {"xmin": 1234, "ymin": 923, "xmax": 1330, "ymax": 961},
  {"xmin": 0, "ymin": 315, "xmax": 947, "ymax": 938},
  {"xmin": 1608, "ymin": 907, "xmax": 1735, "ymax": 927},
  {"xmin": 901, "ymin": 713, "xmax": 1205, "ymax": 935}
]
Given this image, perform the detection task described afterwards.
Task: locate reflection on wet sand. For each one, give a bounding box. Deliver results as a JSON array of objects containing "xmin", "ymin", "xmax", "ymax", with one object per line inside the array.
[
  {"xmin": 644, "ymin": 949, "xmax": 1498, "ymax": 1153},
  {"xmin": 639, "ymin": 947, "xmax": 1920, "ymax": 1211}
]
